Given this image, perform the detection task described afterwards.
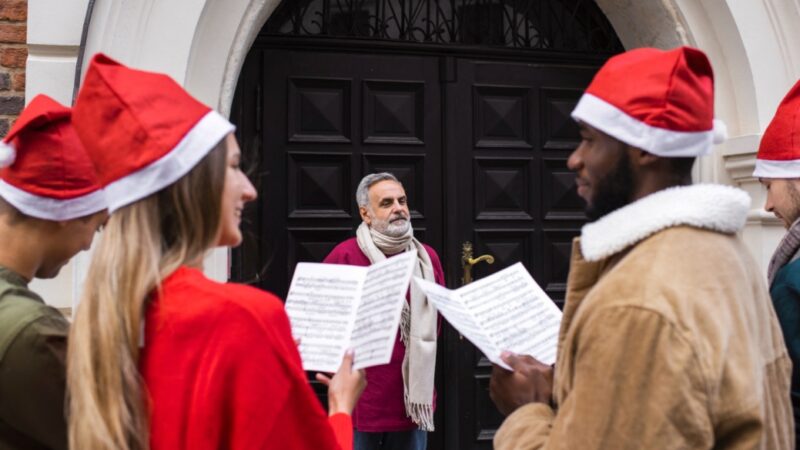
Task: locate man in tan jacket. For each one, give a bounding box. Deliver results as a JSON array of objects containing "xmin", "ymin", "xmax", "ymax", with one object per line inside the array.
[{"xmin": 489, "ymin": 46, "xmax": 794, "ymax": 449}]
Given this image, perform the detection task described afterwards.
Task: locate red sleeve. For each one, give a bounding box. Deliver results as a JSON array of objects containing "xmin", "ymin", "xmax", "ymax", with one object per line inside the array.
[
  {"xmin": 220, "ymin": 289, "xmax": 345, "ymax": 449},
  {"xmin": 422, "ymin": 244, "xmax": 446, "ymax": 287},
  {"xmin": 328, "ymin": 413, "xmax": 353, "ymax": 449},
  {"xmin": 323, "ymin": 243, "xmax": 349, "ymax": 264}
]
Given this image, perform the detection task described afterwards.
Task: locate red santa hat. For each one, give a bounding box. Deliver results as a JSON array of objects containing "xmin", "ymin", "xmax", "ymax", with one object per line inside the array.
[
  {"xmin": 571, "ymin": 46, "xmax": 727, "ymax": 157},
  {"xmin": 0, "ymin": 94, "xmax": 106, "ymax": 220},
  {"xmin": 753, "ymin": 79, "xmax": 800, "ymax": 178},
  {"xmin": 72, "ymin": 53, "xmax": 235, "ymax": 212}
]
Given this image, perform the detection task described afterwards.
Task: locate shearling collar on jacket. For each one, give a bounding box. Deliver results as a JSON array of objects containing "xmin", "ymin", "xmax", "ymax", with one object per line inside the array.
[{"xmin": 580, "ymin": 184, "xmax": 750, "ymax": 262}]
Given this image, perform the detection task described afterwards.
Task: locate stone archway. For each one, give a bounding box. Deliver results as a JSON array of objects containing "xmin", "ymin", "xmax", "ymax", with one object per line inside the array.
[
  {"xmin": 80, "ymin": 0, "xmax": 772, "ymax": 186},
  {"xmin": 188, "ymin": 0, "xmax": 761, "ymax": 176}
]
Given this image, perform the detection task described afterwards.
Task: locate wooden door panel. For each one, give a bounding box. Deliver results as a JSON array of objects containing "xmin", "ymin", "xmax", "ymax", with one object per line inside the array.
[
  {"xmin": 542, "ymin": 156, "xmax": 585, "ymax": 220},
  {"xmin": 540, "ymin": 87, "xmax": 584, "ymax": 149},
  {"xmin": 473, "ymin": 85, "xmax": 533, "ymax": 149},
  {"xmin": 288, "ymin": 77, "xmax": 353, "ymax": 143},
  {"xmin": 287, "ymin": 152, "xmax": 352, "ymax": 218},
  {"xmin": 445, "ymin": 59, "xmax": 597, "ymax": 450},
  {"xmin": 363, "ymin": 80, "xmax": 426, "ymax": 144},
  {"xmin": 474, "ymin": 157, "xmax": 534, "ymax": 221},
  {"xmin": 541, "ymin": 229, "xmax": 579, "ymax": 305},
  {"xmin": 288, "ymin": 227, "xmax": 354, "ymax": 266},
  {"xmin": 473, "ymin": 229, "xmax": 534, "ymax": 276}
]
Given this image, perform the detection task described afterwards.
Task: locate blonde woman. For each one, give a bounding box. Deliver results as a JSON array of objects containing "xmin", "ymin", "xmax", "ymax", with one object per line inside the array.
[{"xmin": 67, "ymin": 53, "xmax": 365, "ymax": 450}]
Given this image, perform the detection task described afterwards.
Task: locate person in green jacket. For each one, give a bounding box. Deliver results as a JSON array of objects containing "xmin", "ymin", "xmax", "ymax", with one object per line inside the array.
[
  {"xmin": 0, "ymin": 94, "xmax": 107, "ymax": 449},
  {"xmin": 755, "ymin": 78, "xmax": 800, "ymax": 448}
]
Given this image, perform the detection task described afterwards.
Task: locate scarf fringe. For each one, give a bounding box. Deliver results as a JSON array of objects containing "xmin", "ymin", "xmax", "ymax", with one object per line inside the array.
[
  {"xmin": 404, "ymin": 396, "xmax": 435, "ymax": 431},
  {"xmin": 400, "ymin": 297, "xmax": 434, "ymax": 431}
]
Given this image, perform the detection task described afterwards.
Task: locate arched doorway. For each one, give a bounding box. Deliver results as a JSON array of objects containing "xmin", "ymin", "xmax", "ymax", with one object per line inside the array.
[{"xmin": 230, "ymin": 1, "xmax": 622, "ymax": 447}]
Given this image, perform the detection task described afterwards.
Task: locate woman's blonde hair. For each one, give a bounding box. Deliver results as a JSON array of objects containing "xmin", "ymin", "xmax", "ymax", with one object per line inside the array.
[{"xmin": 67, "ymin": 140, "xmax": 227, "ymax": 450}]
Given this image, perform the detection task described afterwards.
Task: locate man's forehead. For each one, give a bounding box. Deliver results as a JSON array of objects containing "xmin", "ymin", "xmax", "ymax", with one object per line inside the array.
[
  {"xmin": 369, "ymin": 180, "xmax": 405, "ymax": 198},
  {"xmin": 577, "ymin": 121, "xmax": 603, "ymax": 135}
]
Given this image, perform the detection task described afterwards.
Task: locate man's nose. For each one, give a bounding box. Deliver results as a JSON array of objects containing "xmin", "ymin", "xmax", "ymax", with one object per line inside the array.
[{"xmin": 567, "ymin": 146, "xmax": 583, "ymax": 171}]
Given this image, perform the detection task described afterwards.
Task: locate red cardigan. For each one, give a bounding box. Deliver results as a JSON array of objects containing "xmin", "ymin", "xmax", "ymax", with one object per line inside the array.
[
  {"xmin": 140, "ymin": 266, "xmax": 351, "ymax": 449},
  {"xmin": 323, "ymin": 238, "xmax": 445, "ymax": 432}
]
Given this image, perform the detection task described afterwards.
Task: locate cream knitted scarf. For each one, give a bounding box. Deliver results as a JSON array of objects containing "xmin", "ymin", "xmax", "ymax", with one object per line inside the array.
[{"xmin": 356, "ymin": 222, "xmax": 437, "ymax": 431}]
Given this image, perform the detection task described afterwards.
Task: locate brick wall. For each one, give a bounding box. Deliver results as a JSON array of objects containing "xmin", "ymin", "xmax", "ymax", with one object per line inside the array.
[{"xmin": 0, "ymin": 0, "xmax": 26, "ymax": 138}]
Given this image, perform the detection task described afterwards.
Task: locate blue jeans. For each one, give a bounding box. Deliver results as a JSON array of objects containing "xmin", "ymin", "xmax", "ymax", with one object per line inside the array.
[{"xmin": 353, "ymin": 429, "xmax": 427, "ymax": 450}]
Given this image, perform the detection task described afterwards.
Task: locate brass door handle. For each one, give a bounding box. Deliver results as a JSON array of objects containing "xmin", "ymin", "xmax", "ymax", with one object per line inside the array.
[
  {"xmin": 459, "ymin": 242, "xmax": 494, "ymax": 341},
  {"xmin": 461, "ymin": 241, "xmax": 494, "ymax": 285}
]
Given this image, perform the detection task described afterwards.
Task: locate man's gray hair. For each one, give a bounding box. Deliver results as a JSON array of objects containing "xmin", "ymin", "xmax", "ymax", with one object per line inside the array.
[{"xmin": 356, "ymin": 172, "xmax": 400, "ymax": 207}]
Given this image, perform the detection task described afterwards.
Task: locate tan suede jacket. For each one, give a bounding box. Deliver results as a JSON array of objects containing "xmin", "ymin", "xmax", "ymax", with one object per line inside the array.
[{"xmin": 495, "ymin": 185, "xmax": 794, "ymax": 450}]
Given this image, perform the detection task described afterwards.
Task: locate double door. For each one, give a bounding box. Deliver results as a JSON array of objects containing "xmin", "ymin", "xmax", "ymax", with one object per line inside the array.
[{"xmin": 231, "ymin": 47, "xmax": 596, "ymax": 449}]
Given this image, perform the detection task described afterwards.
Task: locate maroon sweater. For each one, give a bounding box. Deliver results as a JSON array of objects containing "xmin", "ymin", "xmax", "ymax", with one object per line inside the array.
[{"xmin": 323, "ymin": 238, "xmax": 445, "ymax": 432}]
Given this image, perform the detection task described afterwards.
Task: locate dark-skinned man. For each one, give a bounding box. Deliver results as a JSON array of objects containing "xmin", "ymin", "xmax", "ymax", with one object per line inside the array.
[{"xmin": 489, "ymin": 46, "xmax": 793, "ymax": 450}]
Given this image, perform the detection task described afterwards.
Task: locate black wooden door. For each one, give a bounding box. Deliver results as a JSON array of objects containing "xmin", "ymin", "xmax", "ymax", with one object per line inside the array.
[
  {"xmin": 232, "ymin": 49, "xmax": 443, "ymax": 300},
  {"xmin": 441, "ymin": 58, "xmax": 595, "ymax": 449},
  {"xmin": 232, "ymin": 48, "xmax": 598, "ymax": 450}
]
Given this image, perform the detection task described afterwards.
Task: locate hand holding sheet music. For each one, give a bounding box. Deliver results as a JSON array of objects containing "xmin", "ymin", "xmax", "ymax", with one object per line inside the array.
[
  {"xmin": 285, "ymin": 250, "xmax": 418, "ymax": 372},
  {"xmin": 414, "ymin": 263, "xmax": 561, "ymax": 370}
]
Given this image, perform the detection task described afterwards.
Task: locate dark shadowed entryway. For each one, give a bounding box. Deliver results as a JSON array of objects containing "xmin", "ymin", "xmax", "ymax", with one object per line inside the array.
[{"xmin": 230, "ymin": 1, "xmax": 622, "ymax": 448}]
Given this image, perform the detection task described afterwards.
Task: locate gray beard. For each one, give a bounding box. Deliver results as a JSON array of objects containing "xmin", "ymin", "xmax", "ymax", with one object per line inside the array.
[
  {"xmin": 371, "ymin": 217, "xmax": 410, "ymax": 237},
  {"xmin": 369, "ymin": 222, "xmax": 414, "ymax": 255}
]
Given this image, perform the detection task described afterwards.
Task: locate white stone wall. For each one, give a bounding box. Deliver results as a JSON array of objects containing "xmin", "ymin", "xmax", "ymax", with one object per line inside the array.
[
  {"xmin": 26, "ymin": 0, "xmax": 88, "ymax": 310},
  {"xmin": 25, "ymin": 0, "xmax": 800, "ymax": 307}
]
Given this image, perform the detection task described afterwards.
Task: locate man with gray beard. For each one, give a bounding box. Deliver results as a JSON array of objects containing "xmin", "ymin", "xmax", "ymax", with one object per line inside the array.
[{"xmin": 323, "ymin": 173, "xmax": 445, "ymax": 450}]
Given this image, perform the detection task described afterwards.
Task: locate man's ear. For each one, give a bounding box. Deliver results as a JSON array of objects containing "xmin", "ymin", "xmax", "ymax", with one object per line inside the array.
[{"xmin": 359, "ymin": 206, "xmax": 371, "ymax": 225}]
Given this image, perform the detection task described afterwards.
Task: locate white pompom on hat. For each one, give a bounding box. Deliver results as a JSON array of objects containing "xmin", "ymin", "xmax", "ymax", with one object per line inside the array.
[{"xmin": 0, "ymin": 140, "xmax": 16, "ymax": 168}]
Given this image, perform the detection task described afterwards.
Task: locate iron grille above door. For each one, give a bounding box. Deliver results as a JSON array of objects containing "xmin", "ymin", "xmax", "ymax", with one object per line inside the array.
[{"xmin": 265, "ymin": 0, "xmax": 623, "ymax": 52}]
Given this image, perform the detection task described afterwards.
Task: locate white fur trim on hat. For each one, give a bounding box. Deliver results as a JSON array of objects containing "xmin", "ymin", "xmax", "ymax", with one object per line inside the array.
[
  {"xmin": 712, "ymin": 119, "xmax": 728, "ymax": 144},
  {"xmin": 104, "ymin": 110, "xmax": 235, "ymax": 213},
  {"xmin": 571, "ymin": 93, "xmax": 717, "ymax": 157},
  {"xmin": 580, "ymin": 184, "xmax": 749, "ymax": 261},
  {"xmin": 0, "ymin": 141, "xmax": 17, "ymax": 168},
  {"xmin": 0, "ymin": 178, "xmax": 107, "ymax": 220},
  {"xmin": 753, "ymin": 159, "xmax": 800, "ymax": 179}
]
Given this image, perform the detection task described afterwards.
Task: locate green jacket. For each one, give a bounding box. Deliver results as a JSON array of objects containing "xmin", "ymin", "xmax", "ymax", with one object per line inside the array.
[
  {"xmin": 770, "ymin": 256, "xmax": 800, "ymax": 447},
  {"xmin": 0, "ymin": 267, "xmax": 68, "ymax": 450}
]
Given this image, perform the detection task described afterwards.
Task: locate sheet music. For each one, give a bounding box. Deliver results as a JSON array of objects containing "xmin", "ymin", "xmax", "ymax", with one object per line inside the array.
[
  {"xmin": 413, "ymin": 278, "xmax": 503, "ymax": 366},
  {"xmin": 459, "ymin": 263, "xmax": 561, "ymax": 365},
  {"xmin": 350, "ymin": 250, "xmax": 417, "ymax": 369},
  {"xmin": 415, "ymin": 262, "xmax": 561, "ymax": 371},
  {"xmin": 285, "ymin": 251, "xmax": 418, "ymax": 372},
  {"xmin": 285, "ymin": 264, "xmax": 365, "ymax": 373}
]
